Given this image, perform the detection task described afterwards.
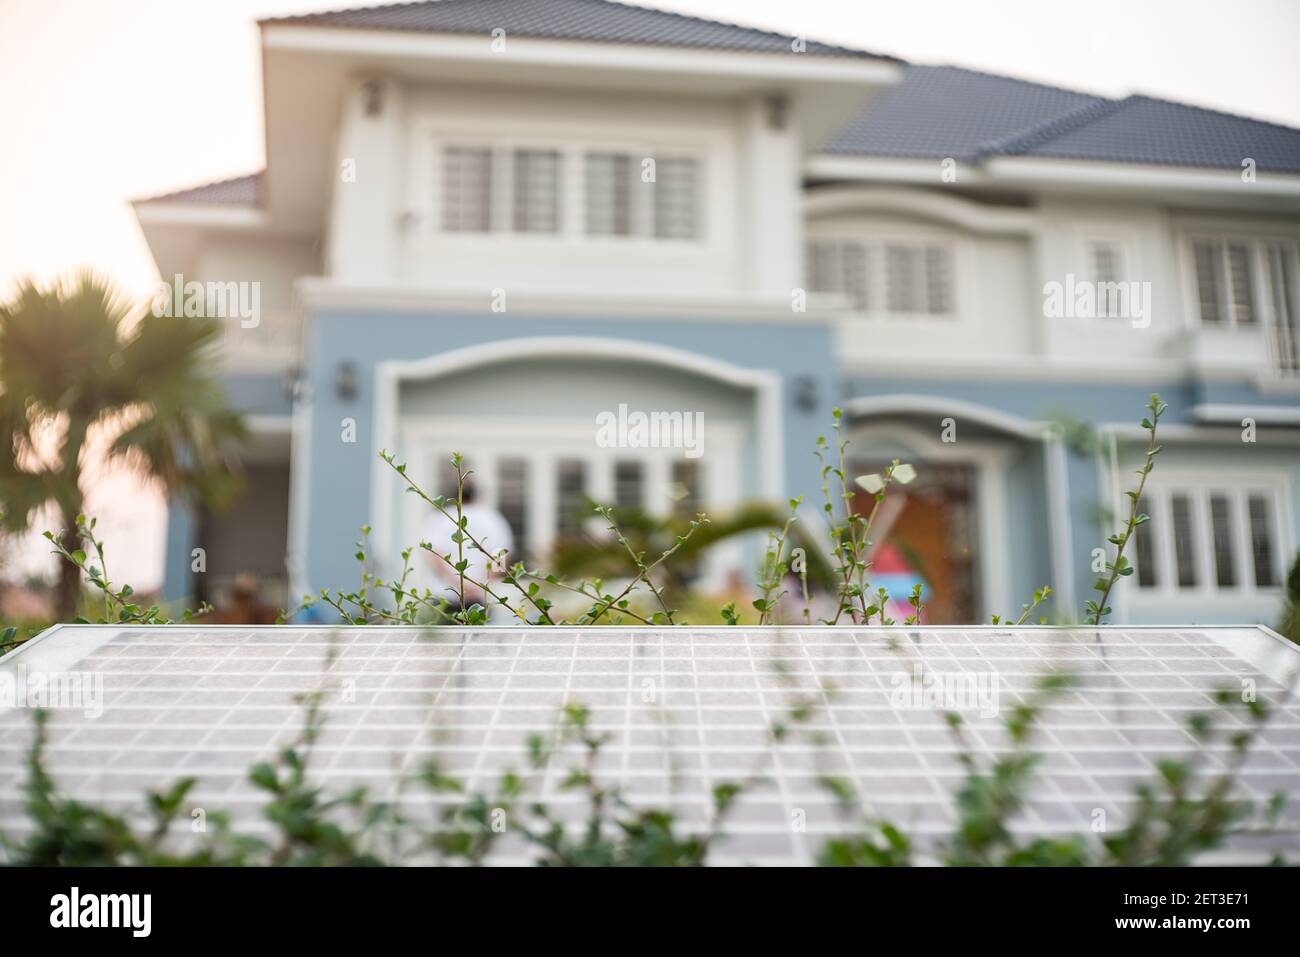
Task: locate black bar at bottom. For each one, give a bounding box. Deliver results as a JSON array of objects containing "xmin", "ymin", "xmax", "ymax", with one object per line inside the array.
[{"xmin": 0, "ymin": 866, "xmax": 1285, "ymax": 942}]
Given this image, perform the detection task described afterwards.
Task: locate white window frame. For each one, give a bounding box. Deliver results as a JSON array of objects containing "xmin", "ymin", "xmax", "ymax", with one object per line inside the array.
[
  {"xmin": 1186, "ymin": 236, "xmax": 1261, "ymax": 329},
  {"xmin": 1131, "ymin": 470, "xmax": 1291, "ymax": 602},
  {"xmin": 1084, "ymin": 236, "xmax": 1126, "ymax": 288},
  {"xmin": 1184, "ymin": 234, "xmax": 1300, "ymax": 330},
  {"xmin": 1055, "ymin": 225, "xmax": 1143, "ymax": 324},
  {"xmin": 437, "ymin": 141, "xmax": 496, "ymax": 234},
  {"xmin": 397, "ymin": 417, "xmax": 744, "ymax": 584},
  {"xmin": 416, "ymin": 130, "xmax": 710, "ymax": 246},
  {"xmin": 804, "ymin": 226, "xmax": 963, "ymax": 321}
]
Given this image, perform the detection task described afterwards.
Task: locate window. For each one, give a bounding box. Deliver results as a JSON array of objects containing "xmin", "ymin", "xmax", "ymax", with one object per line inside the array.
[
  {"xmin": 1191, "ymin": 238, "xmax": 1258, "ymax": 326},
  {"xmin": 1227, "ymin": 243, "xmax": 1256, "ymax": 325},
  {"xmin": 512, "ymin": 149, "xmax": 561, "ymax": 234},
  {"xmin": 434, "ymin": 141, "xmax": 702, "ymax": 241},
  {"xmin": 1188, "ymin": 235, "xmax": 1300, "ymax": 375},
  {"xmin": 807, "ymin": 237, "xmax": 955, "ymax": 317},
  {"xmin": 653, "ymin": 157, "xmax": 699, "ymax": 240},
  {"xmin": 1189, "ymin": 237, "xmax": 1300, "ymax": 329},
  {"xmin": 1089, "ymin": 239, "xmax": 1123, "ymax": 286},
  {"xmin": 415, "ymin": 438, "xmax": 729, "ymax": 573},
  {"xmin": 1248, "ymin": 494, "xmax": 1279, "ymax": 587},
  {"xmin": 556, "ymin": 459, "xmax": 588, "ymax": 539},
  {"xmin": 1266, "ymin": 241, "xmax": 1300, "ymax": 372},
  {"xmin": 1170, "ymin": 493, "xmax": 1198, "ymax": 588},
  {"xmin": 1193, "ymin": 240, "xmax": 1224, "ymax": 325},
  {"xmin": 807, "ymin": 241, "xmax": 870, "ymax": 310},
  {"xmin": 585, "ymin": 152, "xmax": 634, "ymax": 237},
  {"xmin": 497, "ymin": 457, "xmax": 530, "ymax": 560},
  {"xmin": 614, "ymin": 461, "xmax": 645, "ymax": 512},
  {"xmin": 1135, "ymin": 481, "xmax": 1287, "ymax": 597},
  {"xmin": 924, "ymin": 246, "xmax": 952, "ymax": 315},
  {"xmin": 1208, "ymin": 493, "xmax": 1237, "ymax": 588},
  {"xmin": 671, "ymin": 460, "xmax": 703, "ymax": 516},
  {"xmin": 1134, "ymin": 495, "xmax": 1158, "ymax": 588},
  {"xmin": 584, "ymin": 151, "xmax": 701, "ymax": 240},
  {"xmin": 885, "ymin": 244, "xmax": 920, "ymax": 313},
  {"xmin": 442, "ymin": 146, "xmax": 492, "ymax": 232}
]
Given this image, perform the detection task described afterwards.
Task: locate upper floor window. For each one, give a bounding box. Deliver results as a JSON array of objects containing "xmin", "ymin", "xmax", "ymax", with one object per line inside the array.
[
  {"xmin": 512, "ymin": 149, "xmax": 561, "ymax": 234},
  {"xmin": 1087, "ymin": 238, "xmax": 1124, "ymax": 286},
  {"xmin": 585, "ymin": 152, "xmax": 635, "ymax": 237},
  {"xmin": 1266, "ymin": 241, "xmax": 1300, "ymax": 372},
  {"xmin": 1191, "ymin": 239, "xmax": 1258, "ymax": 327},
  {"xmin": 1189, "ymin": 235, "xmax": 1300, "ymax": 372},
  {"xmin": 652, "ymin": 157, "xmax": 700, "ymax": 240},
  {"xmin": 436, "ymin": 141, "xmax": 702, "ymax": 241},
  {"xmin": 1133, "ymin": 479, "xmax": 1286, "ymax": 598},
  {"xmin": 1189, "ymin": 237, "xmax": 1300, "ymax": 326},
  {"xmin": 441, "ymin": 146, "xmax": 493, "ymax": 233},
  {"xmin": 583, "ymin": 151, "xmax": 700, "ymax": 240},
  {"xmin": 807, "ymin": 237, "xmax": 954, "ymax": 317},
  {"xmin": 442, "ymin": 144, "xmax": 563, "ymax": 235}
]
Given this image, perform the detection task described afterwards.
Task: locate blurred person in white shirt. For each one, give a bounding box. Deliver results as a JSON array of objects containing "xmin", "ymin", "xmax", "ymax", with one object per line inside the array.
[{"xmin": 422, "ymin": 476, "xmax": 514, "ymax": 620}]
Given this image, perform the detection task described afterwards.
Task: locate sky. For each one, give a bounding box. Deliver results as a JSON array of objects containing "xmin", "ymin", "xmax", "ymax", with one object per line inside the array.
[{"xmin": 1, "ymin": 0, "xmax": 1298, "ymax": 590}]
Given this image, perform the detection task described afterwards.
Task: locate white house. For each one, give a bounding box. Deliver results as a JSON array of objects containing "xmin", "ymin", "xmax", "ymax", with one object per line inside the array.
[{"xmin": 133, "ymin": 0, "xmax": 1300, "ymax": 625}]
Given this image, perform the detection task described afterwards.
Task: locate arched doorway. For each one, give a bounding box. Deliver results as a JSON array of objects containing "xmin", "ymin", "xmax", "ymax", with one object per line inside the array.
[{"xmin": 369, "ymin": 337, "xmax": 782, "ymax": 587}]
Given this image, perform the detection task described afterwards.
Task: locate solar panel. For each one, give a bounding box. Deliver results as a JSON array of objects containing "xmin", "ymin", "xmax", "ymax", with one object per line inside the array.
[{"xmin": 2, "ymin": 624, "xmax": 1298, "ymax": 865}]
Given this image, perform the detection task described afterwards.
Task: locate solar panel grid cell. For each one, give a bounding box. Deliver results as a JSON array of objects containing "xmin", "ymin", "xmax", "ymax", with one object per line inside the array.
[{"xmin": 0, "ymin": 625, "xmax": 1298, "ymax": 865}]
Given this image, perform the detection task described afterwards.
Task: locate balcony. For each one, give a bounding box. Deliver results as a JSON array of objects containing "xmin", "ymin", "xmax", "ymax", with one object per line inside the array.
[{"xmin": 217, "ymin": 308, "xmax": 302, "ymax": 372}]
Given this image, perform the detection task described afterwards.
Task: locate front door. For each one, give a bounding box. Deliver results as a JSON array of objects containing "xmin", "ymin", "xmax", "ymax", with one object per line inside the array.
[{"xmin": 850, "ymin": 461, "xmax": 979, "ymax": 623}]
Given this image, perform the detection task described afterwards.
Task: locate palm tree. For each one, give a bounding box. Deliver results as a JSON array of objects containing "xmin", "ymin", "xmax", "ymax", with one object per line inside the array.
[{"xmin": 0, "ymin": 272, "xmax": 246, "ymax": 619}]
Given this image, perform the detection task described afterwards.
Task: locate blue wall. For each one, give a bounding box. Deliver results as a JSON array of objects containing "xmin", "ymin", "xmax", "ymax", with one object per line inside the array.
[
  {"xmin": 298, "ymin": 311, "xmax": 841, "ymax": 597},
  {"xmin": 840, "ymin": 372, "xmax": 1300, "ymax": 622},
  {"xmin": 164, "ymin": 337, "xmax": 1300, "ymax": 625}
]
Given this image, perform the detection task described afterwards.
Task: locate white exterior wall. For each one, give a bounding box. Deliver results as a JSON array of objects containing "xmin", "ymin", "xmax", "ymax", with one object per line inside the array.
[
  {"xmin": 328, "ymin": 76, "xmax": 407, "ymax": 283},
  {"xmin": 810, "ymin": 206, "xmax": 1039, "ymax": 368},
  {"xmin": 816, "ymin": 189, "xmax": 1300, "ymax": 379},
  {"xmin": 323, "ymin": 77, "xmax": 804, "ymax": 298},
  {"xmin": 195, "ymin": 234, "xmax": 319, "ymax": 370},
  {"xmin": 1035, "ymin": 199, "xmax": 1186, "ymax": 367}
]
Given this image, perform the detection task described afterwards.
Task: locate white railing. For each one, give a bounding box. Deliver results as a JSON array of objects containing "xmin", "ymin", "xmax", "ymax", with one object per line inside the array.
[
  {"xmin": 1268, "ymin": 325, "xmax": 1300, "ymax": 378},
  {"xmin": 220, "ymin": 309, "xmax": 302, "ymax": 369}
]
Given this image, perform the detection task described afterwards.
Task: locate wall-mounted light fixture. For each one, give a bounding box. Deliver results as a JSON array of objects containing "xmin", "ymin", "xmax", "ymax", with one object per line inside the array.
[
  {"xmin": 794, "ymin": 375, "xmax": 819, "ymax": 413},
  {"xmin": 765, "ymin": 94, "xmax": 789, "ymax": 131},
  {"xmin": 362, "ymin": 79, "xmax": 384, "ymax": 118},
  {"xmin": 335, "ymin": 361, "xmax": 358, "ymax": 401}
]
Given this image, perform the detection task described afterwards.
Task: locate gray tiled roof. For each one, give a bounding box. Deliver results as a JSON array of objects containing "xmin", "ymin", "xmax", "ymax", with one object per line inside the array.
[
  {"xmin": 823, "ymin": 66, "xmax": 1105, "ymax": 161},
  {"xmin": 138, "ymin": 10, "xmax": 1300, "ymax": 208},
  {"xmin": 135, "ymin": 173, "xmax": 262, "ymax": 206},
  {"xmin": 825, "ymin": 65, "xmax": 1300, "ymax": 174},
  {"xmin": 995, "ymin": 94, "xmax": 1300, "ymax": 174},
  {"xmin": 260, "ymin": 0, "xmax": 898, "ymax": 60}
]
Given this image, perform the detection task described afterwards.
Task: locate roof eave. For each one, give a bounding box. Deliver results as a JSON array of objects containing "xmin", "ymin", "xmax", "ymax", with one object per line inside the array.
[
  {"xmin": 983, "ymin": 155, "xmax": 1300, "ymax": 199},
  {"xmin": 258, "ymin": 22, "xmax": 902, "ymax": 88},
  {"xmin": 132, "ymin": 202, "xmax": 270, "ymax": 229},
  {"xmin": 805, "ymin": 152, "xmax": 1300, "ymax": 204}
]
